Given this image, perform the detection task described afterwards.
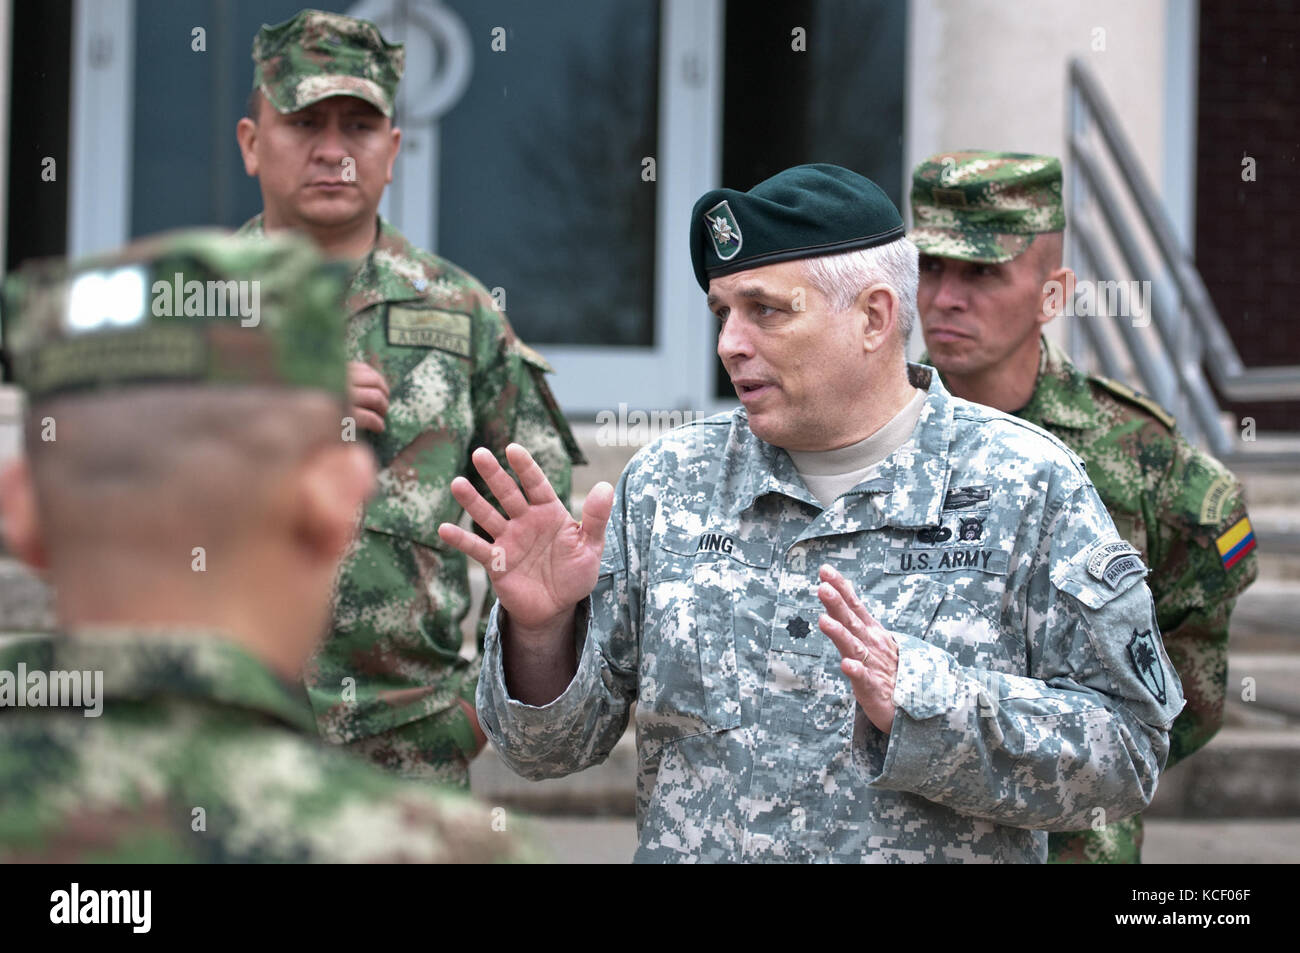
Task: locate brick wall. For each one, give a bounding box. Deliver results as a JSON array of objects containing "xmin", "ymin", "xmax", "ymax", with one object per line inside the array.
[{"xmin": 1195, "ymin": 0, "xmax": 1300, "ymax": 430}]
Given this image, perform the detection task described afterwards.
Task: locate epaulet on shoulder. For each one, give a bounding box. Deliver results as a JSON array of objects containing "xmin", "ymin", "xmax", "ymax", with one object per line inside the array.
[
  {"xmin": 513, "ymin": 341, "xmax": 554, "ymax": 373},
  {"xmin": 1089, "ymin": 375, "xmax": 1177, "ymax": 430}
]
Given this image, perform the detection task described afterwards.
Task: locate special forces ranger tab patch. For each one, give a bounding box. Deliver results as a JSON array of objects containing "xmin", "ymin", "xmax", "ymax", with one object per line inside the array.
[
  {"xmin": 1127, "ymin": 628, "xmax": 1168, "ymax": 704},
  {"xmin": 705, "ymin": 200, "xmax": 743, "ymax": 261},
  {"xmin": 1086, "ymin": 540, "xmax": 1145, "ymax": 590}
]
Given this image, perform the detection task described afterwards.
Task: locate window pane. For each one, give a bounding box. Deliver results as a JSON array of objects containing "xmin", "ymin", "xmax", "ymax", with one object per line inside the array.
[{"xmin": 438, "ymin": 0, "xmax": 660, "ymax": 347}]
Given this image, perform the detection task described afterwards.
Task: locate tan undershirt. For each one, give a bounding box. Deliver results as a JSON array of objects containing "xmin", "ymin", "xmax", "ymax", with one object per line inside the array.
[{"xmin": 788, "ymin": 387, "xmax": 927, "ymax": 507}]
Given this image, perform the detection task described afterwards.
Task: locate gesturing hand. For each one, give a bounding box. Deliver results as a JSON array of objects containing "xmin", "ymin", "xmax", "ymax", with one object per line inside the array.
[
  {"xmin": 817, "ymin": 564, "xmax": 900, "ymax": 734},
  {"xmin": 437, "ymin": 444, "xmax": 614, "ymax": 632}
]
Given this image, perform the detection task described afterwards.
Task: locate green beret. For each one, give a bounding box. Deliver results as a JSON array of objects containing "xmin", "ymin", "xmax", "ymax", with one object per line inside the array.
[
  {"xmin": 909, "ymin": 150, "xmax": 1065, "ymax": 263},
  {"xmin": 2, "ymin": 229, "xmax": 350, "ymax": 401},
  {"xmin": 690, "ymin": 164, "xmax": 905, "ymax": 291},
  {"xmin": 253, "ymin": 8, "xmax": 404, "ymax": 118}
]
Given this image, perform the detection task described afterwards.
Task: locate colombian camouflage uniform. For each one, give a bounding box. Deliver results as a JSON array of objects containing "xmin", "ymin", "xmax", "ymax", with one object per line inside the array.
[
  {"xmin": 478, "ymin": 363, "xmax": 1184, "ymax": 863},
  {"xmin": 240, "ymin": 10, "xmax": 584, "ymax": 784},
  {"xmin": 911, "ymin": 150, "xmax": 1258, "ymax": 863},
  {"xmin": 1001, "ymin": 337, "xmax": 1255, "ymax": 862},
  {"xmin": 0, "ymin": 631, "xmax": 536, "ymax": 863},
  {"xmin": 0, "ymin": 229, "xmax": 540, "ymax": 862},
  {"xmin": 239, "ymin": 214, "xmax": 583, "ymax": 784}
]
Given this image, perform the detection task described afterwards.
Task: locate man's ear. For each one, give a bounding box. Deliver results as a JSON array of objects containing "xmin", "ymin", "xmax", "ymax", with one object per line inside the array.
[
  {"xmin": 858, "ymin": 283, "xmax": 900, "ymax": 355},
  {"xmin": 291, "ymin": 443, "xmax": 376, "ymax": 563},
  {"xmin": 235, "ymin": 117, "xmax": 260, "ymax": 177},
  {"xmin": 1039, "ymin": 266, "xmax": 1075, "ymax": 325},
  {"xmin": 0, "ymin": 458, "xmax": 48, "ymax": 571},
  {"xmin": 384, "ymin": 125, "xmax": 402, "ymax": 185}
]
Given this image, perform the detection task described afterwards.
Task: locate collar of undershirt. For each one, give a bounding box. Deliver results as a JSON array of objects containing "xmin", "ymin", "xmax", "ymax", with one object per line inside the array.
[{"xmin": 787, "ymin": 386, "xmax": 927, "ymax": 477}]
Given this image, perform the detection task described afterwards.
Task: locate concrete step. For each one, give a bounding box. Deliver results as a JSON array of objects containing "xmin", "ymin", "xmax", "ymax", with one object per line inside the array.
[
  {"xmin": 1229, "ymin": 580, "xmax": 1300, "ymax": 646},
  {"xmin": 1237, "ymin": 463, "xmax": 1300, "ymax": 508},
  {"xmin": 1226, "ymin": 653, "xmax": 1300, "ymax": 720},
  {"xmin": 1245, "ymin": 504, "xmax": 1300, "ymax": 559},
  {"xmin": 1148, "ymin": 726, "xmax": 1300, "ymax": 818}
]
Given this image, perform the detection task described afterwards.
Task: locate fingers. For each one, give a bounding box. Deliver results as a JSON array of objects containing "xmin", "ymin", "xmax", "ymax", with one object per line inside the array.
[
  {"xmin": 350, "ymin": 386, "xmax": 389, "ymax": 415},
  {"xmin": 579, "ymin": 481, "xmax": 615, "ymax": 549},
  {"xmin": 437, "ymin": 520, "xmax": 497, "ymax": 568},
  {"xmin": 819, "ymin": 611, "xmax": 869, "ymax": 666},
  {"xmin": 471, "ymin": 447, "xmax": 530, "ymax": 519},
  {"xmin": 817, "ymin": 579, "xmax": 866, "ymax": 644},
  {"xmin": 347, "ymin": 363, "xmax": 390, "ymax": 432},
  {"xmin": 350, "ymin": 407, "xmax": 387, "ymax": 433},
  {"xmin": 449, "ymin": 476, "xmax": 508, "ymax": 539},
  {"xmin": 840, "ymin": 657, "xmax": 873, "ymax": 708},
  {"xmin": 505, "ymin": 443, "xmax": 559, "ymax": 506},
  {"xmin": 818, "ymin": 564, "xmax": 881, "ymax": 630},
  {"xmin": 347, "ymin": 361, "xmax": 390, "ymax": 397}
]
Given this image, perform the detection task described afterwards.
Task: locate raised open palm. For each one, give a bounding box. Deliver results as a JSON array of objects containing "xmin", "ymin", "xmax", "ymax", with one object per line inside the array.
[{"xmin": 437, "ymin": 444, "xmax": 614, "ymax": 631}]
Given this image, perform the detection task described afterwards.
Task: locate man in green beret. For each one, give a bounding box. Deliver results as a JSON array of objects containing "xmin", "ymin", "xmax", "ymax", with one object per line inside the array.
[
  {"xmin": 434, "ymin": 163, "xmax": 1182, "ymax": 862},
  {"xmin": 234, "ymin": 9, "xmax": 585, "ymax": 783},
  {"xmin": 0, "ymin": 230, "xmax": 538, "ymax": 861},
  {"xmin": 910, "ymin": 149, "xmax": 1257, "ymax": 863}
]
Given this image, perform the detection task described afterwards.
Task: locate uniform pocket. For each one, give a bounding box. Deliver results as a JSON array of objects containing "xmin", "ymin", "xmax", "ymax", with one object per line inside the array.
[
  {"xmin": 888, "ymin": 575, "xmax": 1022, "ymax": 675},
  {"xmin": 637, "ymin": 529, "xmax": 742, "ymax": 749}
]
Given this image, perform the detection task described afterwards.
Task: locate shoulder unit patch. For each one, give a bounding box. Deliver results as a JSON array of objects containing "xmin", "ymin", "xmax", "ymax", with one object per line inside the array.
[{"xmin": 1215, "ymin": 516, "xmax": 1256, "ymax": 572}]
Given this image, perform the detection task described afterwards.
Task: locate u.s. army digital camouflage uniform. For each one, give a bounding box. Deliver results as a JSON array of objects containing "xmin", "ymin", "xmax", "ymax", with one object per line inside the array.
[
  {"xmin": 478, "ymin": 363, "xmax": 1184, "ymax": 863},
  {"xmin": 0, "ymin": 630, "xmax": 538, "ymax": 862},
  {"xmin": 960, "ymin": 336, "xmax": 1256, "ymax": 863},
  {"xmin": 238, "ymin": 214, "xmax": 584, "ymax": 784}
]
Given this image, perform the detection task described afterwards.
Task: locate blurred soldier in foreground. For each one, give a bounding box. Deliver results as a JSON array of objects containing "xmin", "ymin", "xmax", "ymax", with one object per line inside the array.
[
  {"xmin": 437, "ymin": 164, "xmax": 1183, "ymax": 863},
  {"xmin": 234, "ymin": 9, "xmax": 584, "ymax": 783},
  {"xmin": 911, "ymin": 150, "xmax": 1258, "ymax": 863},
  {"xmin": 0, "ymin": 230, "xmax": 536, "ymax": 862}
]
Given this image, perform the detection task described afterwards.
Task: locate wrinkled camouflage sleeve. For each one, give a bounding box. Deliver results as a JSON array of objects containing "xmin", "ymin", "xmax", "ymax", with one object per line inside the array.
[
  {"xmin": 855, "ymin": 477, "xmax": 1186, "ymax": 832},
  {"xmin": 477, "ymin": 467, "xmax": 638, "ymax": 780},
  {"xmin": 1150, "ymin": 444, "xmax": 1257, "ymax": 767}
]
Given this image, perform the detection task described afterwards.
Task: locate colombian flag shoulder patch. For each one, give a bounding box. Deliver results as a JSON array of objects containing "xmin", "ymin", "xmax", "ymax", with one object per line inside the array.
[{"xmin": 1216, "ymin": 516, "xmax": 1256, "ymax": 572}]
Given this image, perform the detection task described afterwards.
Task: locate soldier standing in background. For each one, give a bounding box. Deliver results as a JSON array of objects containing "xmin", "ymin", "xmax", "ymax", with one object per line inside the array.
[
  {"xmin": 910, "ymin": 150, "xmax": 1258, "ymax": 863},
  {"xmin": 234, "ymin": 9, "xmax": 584, "ymax": 784},
  {"xmin": 0, "ymin": 230, "xmax": 537, "ymax": 862}
]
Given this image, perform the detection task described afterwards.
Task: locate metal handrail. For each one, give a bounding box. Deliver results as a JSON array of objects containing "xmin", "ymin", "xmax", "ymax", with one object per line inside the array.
[{"xmin": 1068, "ymin": 59, "xmax": 1300, "ymax": 403}]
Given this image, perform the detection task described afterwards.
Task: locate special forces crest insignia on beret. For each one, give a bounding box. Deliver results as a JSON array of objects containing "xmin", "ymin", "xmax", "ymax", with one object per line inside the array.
[{"xmin": 705, "ymin": 200, "xmax": 743, "ymax": 261}]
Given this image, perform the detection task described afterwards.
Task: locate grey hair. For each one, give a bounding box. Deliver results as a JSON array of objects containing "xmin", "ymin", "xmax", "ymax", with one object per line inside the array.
[{"xmin": 801, "ymin": 236, "xmax": 919, "ymax": 344}]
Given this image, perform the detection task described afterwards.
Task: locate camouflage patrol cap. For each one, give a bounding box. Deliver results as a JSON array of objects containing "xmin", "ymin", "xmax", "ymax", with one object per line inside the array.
[
  {"xmin": 252, "ymin": 9, "xmax": 404, "ymax": 118},
  {"xmin": 690, "ymin": 163, "xmax": 905, "ymax": 291},
  {"xmin": 909, "ymin": 151, "xmax": 1065, "ymax": 263},
  {"xmin": 1, "ymin": 229, "xmax": 350, "ymax": 401}
]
